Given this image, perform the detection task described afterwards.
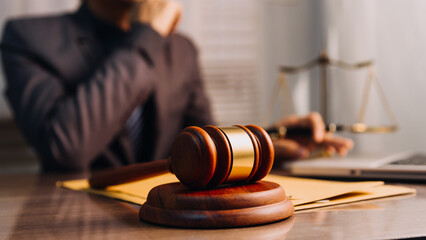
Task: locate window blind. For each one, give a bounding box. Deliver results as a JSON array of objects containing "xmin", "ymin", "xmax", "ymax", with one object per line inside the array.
[{"xmin": 180, "ymin": 0, "xmax": 261, "ymax": 126}]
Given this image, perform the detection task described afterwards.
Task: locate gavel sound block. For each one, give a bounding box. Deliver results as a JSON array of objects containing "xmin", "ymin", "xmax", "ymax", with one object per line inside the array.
[{"xmin": 89, "ymin": 125, "xmax": 294, "ymax": 228}]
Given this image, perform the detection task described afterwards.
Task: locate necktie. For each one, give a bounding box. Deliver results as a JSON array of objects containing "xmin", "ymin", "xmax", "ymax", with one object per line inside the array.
[{"xmin": 126, "ymin": 107, "xmax": 144, "ymax": 161}]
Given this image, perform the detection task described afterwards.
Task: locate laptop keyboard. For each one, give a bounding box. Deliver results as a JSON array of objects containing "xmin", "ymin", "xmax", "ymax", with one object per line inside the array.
[{"xmin": 390, "ymin": 154, "xmax": 426, "ymax": 165}]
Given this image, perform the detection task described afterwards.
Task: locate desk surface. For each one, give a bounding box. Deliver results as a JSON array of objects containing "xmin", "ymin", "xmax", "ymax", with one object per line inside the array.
[{"xmin": 1, "ymin": 173, "xmax": 425, "ymax": 240}]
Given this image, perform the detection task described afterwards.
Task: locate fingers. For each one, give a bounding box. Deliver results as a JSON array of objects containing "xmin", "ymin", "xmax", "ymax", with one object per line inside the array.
[
  {"xmin": 308, "ymin": 112, "xmax": 326, "ymax": 143},
  {"xmin": 272, "ymin": 112, "xmax": 354, "ymax": 158},
  {"xmin": 273, "ymin": 139, "xmax": 310, "ymax": 161},
  {"xmin": 273, "ymin": 132, "xmax": 354, "ymax": 161},
  {"xmin": 324, "ymin": 145, "xmax": 336, "ymax": 156},
  {"xmin": 322, "ymin": 132, "xmax": 354, "ymax": 156},
  {"xmin": 167, "ymin": 3, "xmax": 181, "ymax": 33},
  {"xmin": 153, "ymin": 0, "xmax": 182, "ymax": 35},
  {"xmin": 135, "ymin": 0, "xmax": 182, "ymax": 36}
]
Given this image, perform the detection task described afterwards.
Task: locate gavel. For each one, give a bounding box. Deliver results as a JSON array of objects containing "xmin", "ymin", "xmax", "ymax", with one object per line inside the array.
[{"xmin": 89, "ymin": 125, "xmax": 274, "ymax": 189}]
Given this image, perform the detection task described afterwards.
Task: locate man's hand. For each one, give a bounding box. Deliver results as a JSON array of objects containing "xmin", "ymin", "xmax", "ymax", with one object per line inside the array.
[
  {"xmin": 132, "ymin": 0, "xmax": 182, "ymax": 37},
  {"xmin": 272, "ymin": 112, "xmax": 354, "ymax": 161}
]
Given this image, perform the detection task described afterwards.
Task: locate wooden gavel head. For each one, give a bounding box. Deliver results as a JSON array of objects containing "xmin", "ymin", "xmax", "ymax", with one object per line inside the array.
[
  {"xmin": 88, "ymin": 125, "xmax": 274, "ymax": 189},
  {"xmin": 169, "ymin": 125, "xmax": 274, "ymax": 189}
]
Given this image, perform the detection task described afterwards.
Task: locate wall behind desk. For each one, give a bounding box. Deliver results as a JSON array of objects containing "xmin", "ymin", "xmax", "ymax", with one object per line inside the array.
[{"xmin": 373, "ymin": 0, "xmax": 426, "ymax": 153}]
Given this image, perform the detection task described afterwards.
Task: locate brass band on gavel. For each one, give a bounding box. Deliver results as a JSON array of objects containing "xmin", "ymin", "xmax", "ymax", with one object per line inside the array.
[{"xmin": 218, "ymin": 127, "xmax": 256, "ymax": 182}]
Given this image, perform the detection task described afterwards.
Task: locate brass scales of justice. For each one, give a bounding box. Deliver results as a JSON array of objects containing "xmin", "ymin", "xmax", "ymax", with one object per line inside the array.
[{"xmin": 264, "ymin": 51, "xmax": 398, "ymax": 136}]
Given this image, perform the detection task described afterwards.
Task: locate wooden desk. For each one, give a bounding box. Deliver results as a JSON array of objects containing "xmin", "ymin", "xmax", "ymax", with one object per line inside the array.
[{"xmin": 1, "ymin": 173, "xmax": 425, "ymax": 240}]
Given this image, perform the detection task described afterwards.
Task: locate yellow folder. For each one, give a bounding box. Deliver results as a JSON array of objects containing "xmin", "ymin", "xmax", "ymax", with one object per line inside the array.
[{"xmin": 58, "ymin": 173, "xmax": 415, "ymax": 211}]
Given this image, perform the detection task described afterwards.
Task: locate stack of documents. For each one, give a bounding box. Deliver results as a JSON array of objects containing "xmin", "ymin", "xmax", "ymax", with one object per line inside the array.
[{"xmin": 59, "ymin": 174, "xmax": 415, "ymax": 211}]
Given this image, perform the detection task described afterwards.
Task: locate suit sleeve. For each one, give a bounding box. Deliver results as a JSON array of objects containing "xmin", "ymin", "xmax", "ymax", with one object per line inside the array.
[
  {"xmin": 182, "ymin": 40, "xmax": 215, "ymax": 128},
  {"xmin": 1, "ymin": 21, "xmax": 165, "ymax": 171}
]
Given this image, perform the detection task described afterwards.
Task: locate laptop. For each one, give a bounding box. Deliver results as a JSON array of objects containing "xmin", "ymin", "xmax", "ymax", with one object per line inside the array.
[{"xmin": 286, "ymin": 151, "xmax": 426, "ymax": 181}]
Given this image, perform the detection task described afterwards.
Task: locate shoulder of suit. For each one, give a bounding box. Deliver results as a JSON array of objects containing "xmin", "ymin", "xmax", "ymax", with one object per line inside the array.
[
  {"xmin": 2, "ymin": 13, "xmax": 72, "ymax": 47},
  {"xmin": 167, "ymin": 33, "xmax": 199, "ymax": 55},
  {"xmin": 4, "ymin": 13, "xmax": 71, "ymax": 32}
]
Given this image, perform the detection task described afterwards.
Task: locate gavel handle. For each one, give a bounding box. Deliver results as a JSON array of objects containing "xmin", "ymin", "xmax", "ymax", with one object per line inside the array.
[{"xmin": 89, "ymin": 158, "xmax": 170, "ymax": 189}]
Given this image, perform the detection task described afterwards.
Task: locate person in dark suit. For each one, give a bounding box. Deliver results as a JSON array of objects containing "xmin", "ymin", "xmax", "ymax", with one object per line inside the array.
[{"xmin": 0, "ymin": 0, "xmax": 353, "ymax": 172}]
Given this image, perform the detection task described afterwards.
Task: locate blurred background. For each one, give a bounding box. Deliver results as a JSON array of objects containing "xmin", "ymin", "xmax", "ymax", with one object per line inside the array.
[{"xmin": 0, "ymin": 0, "xmax": 425, "ymax": 173}]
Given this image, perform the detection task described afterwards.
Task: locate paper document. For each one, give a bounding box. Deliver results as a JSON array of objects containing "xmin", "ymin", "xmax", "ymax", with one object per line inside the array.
[{"xmin": 59, "ymin": 173, "xmax": 415, "ymax": 211}]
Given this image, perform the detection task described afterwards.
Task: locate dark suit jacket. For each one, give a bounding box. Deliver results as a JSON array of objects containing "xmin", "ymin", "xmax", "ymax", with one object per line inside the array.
[{"xmin": 0, "ymin": 5, "xmax": 213, "ymax": 172}]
